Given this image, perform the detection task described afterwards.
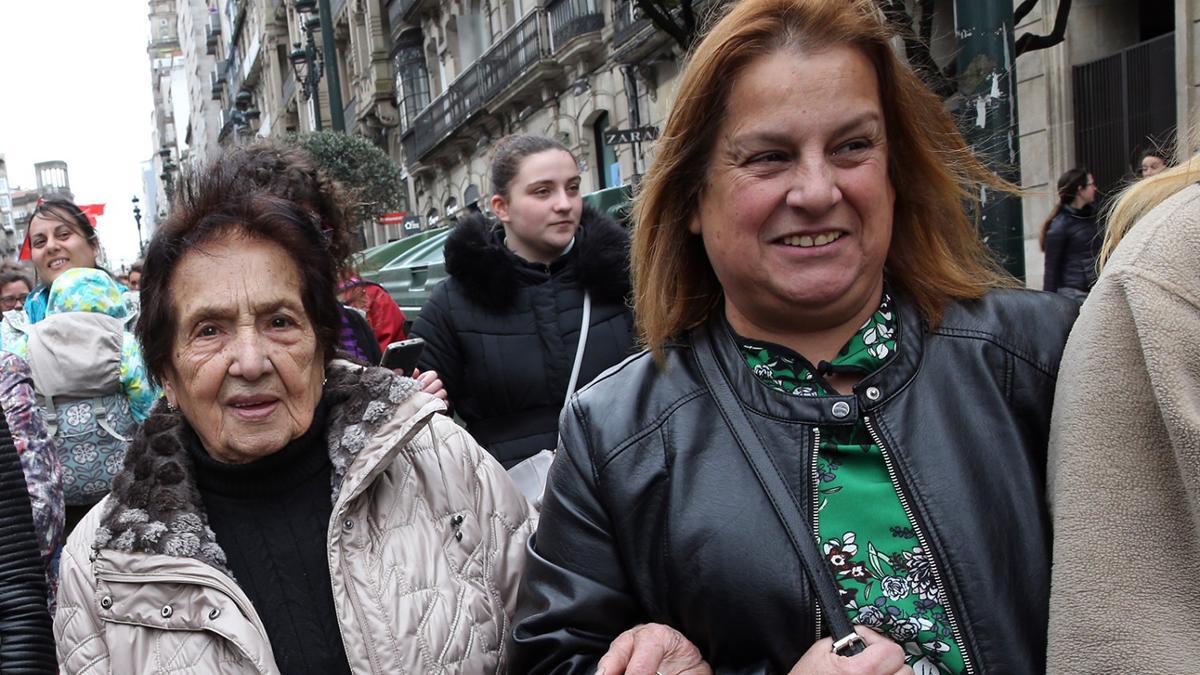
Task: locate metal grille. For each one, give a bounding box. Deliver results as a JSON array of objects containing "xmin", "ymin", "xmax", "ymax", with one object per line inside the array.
[
  {"xmin": 1073, "ymin": 32, "xmax": 1175, "ymax": 198},
  {"xmin": 548, "ymin": 0, "xmax": 603, "ymax": 52}
]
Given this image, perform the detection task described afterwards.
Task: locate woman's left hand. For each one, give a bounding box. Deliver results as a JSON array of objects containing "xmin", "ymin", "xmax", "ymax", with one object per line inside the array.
[
  {"xmin": 413, "ymin": 369, "xmax": 449, "ymax": 403},
  {"xmin": 596, "ymin": 623, "xmax": 713, "ymax": 675}
]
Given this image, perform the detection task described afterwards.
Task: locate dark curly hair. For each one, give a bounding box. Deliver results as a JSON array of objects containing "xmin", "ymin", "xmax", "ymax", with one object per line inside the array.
[
  {"xmin": 210, "ymin": 140, "xmax": 357, "ymax": 266},
  {"xmin": 137, "ymin": 152, "xmax": 342, "ymax": 385}
]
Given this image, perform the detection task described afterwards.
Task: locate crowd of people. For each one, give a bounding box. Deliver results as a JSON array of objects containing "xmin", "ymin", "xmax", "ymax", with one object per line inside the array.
[{"xmin": 0, "ymin": 0, "xmax": 1195, "ymax": 673}]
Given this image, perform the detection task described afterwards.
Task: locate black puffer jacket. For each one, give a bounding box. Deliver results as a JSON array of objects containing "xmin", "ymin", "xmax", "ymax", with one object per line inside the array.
[
  {"xmin": 510, "ymin": 289, "xmax": 1078, "ymax": 674},
  {"xmin": 1043, "ymin": 205, "xmax": 1102, "ymax": 294},
  {"xmin": 0, "ymin": 409, "xmax": 55, "ymax": 673},
  {"xmin": 412, "ymin": 206, "xmax": 635, "ymax": 467}
]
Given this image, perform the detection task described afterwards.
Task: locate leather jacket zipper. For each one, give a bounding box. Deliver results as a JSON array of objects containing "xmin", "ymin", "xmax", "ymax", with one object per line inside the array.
[
  {"xmin": 810, "ymin": 427, "xmax": 823, "ymax": 645},
  {"xmin": 862, "ymin": 415, "xmax": 976, "ymax": 675}
]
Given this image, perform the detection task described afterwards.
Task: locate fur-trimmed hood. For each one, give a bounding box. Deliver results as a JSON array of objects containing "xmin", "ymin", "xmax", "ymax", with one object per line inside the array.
[
  {"xmin": 92, "ymin": 360, "xmax": 422, "ymax": 576},
  {"xmin": 443, "ymin": 205, "xmax": 631, "ymax": 310}
]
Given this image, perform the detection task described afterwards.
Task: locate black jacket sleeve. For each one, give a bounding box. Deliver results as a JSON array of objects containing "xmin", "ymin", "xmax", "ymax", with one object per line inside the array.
[
  {"xmin": 508, "ymin": 401, "xmax": 774, "ymax": 674},
  {"xmin": 508, "ymin": 400, "xmax": 643, "ymax": 673},
  {"xmin": 1042, "ymin": 217, "xmax": 1067, "ymax": 293},
  {"xmin": 410, "ymin": 282, "xmax": 465, "ymax": 403},
  {"xmin": 0, "ymin": 409, "xmax": 56, "ymax": 673}
]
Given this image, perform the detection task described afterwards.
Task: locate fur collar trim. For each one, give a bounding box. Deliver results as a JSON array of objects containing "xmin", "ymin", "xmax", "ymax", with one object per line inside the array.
[
  {"xmin": 443, "ymin": 205, "xmax": 631, "ymax": 310},
  {"xmin": 93, "ymin": 360, "xmax": 421, "ymax": 575}
]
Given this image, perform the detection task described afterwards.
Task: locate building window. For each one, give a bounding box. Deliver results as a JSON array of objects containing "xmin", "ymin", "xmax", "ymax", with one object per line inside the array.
[
  {"xmin": 463, "ymin": 184, "xmax": 481, "ymax": 210},
  {"xmin": 393, "ymin": 30, "xmax": 431, "ymax": 129},
  {"xmin": 593, "ymin": 111, "xmax": 619, "ymax": 189}
]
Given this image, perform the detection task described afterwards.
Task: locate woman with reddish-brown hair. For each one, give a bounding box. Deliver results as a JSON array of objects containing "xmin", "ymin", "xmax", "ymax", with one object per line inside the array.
[{"xmin": 509, "ymin": 0, "xmax": 1077, "ymax": 672}]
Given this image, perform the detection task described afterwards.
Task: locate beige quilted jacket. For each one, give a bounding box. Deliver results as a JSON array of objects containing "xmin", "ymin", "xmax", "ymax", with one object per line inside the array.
[{"xmin": 54, "ymin": 361, "xmax": 535, "ymax": 674}]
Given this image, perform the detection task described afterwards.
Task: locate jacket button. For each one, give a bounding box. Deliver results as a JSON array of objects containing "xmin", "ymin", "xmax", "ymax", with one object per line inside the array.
[
  {"xmin": 100, "ymin": 595, "xmax": 113, "ymax": 609},
  {"xmin": 452, "ymin": 514, "xmax": 464, "ymax": 526},
  {"xmin": 343, "ymin": 519, "xmax": 354, "ymax": 530},
  {"xmin": 831, "ymin": 401, "xmax": 851, "ymax": 418},
  {"xmin": 455, "ymin": 531, "xmax": 463, "ymax": 541},
  {"xmin": 208, "ymin": 608, "xmax": 221, "ymax": 620},
  {"xmin": 161, "ymin": 605, "xmax": 173, "ymax": 618},
  {"xmin": 865, "ymin": 387, "xmax": 881, "ymax": 401}
]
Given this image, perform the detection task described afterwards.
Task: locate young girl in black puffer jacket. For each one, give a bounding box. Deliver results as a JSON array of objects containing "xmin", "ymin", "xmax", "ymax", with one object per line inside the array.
[{"xmin": 412, "ymin": 135, "xmax": 635, "ymax": 469}]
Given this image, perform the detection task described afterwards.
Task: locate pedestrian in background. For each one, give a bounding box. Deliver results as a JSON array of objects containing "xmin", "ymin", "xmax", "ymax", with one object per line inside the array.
[
  {"xmin": 411, "ymin": 134, "xmax": 635, "ymax": 471},
  {"xmin": 8, "ymin": 200, "xmax": 124, "ymax": 325},
  {"xmin": 0, "ymin": 271, "xmax": 33, "ymax": 314},
  {"xmin": 2, "ymin": 268, "xmax": 156, "ymax": 530},
  {"xmin": 1047, "ymin": 149, "xmax": 1200, "ymax": 673},
  {"xmin": 338, "ymin": 271, "xmax": 408, "ymax": 354},
  {"xmin": 126, "ymin": 260, "xmax": 143, "ymax": 291},
  {"xmin": 1138, "ymin": 147, "xmax": 1168, "ymax": 178},
  {"xmin": 53, "ymin": 149, "xmax": 533, "ymax": 675},
  {"xmin": 509, "ymin": 0, "xmax": 1077, "ymax": 672},
  {"xmin": 1041, "ymin": 168, "xmax": 1101, "ymax": 302}
]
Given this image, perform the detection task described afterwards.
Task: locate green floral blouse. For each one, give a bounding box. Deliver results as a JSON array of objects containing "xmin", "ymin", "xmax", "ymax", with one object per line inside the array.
[{"xmin": 739, "ymin": 293, "xmax": 966, "ymax": 674}]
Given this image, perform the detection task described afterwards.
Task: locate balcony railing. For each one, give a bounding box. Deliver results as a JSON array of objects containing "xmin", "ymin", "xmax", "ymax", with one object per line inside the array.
[
  {"xmin": 611, "ymin": 0, "xmax": 649, "ymax": 48},
  {"xmin": 225, "ymin": 45, "xmax": 244, "ymax": 101},
  {"xmin": 210, "ymin": 62, "xmax": 227, "ymax": 101},
  {"xmin": 398, "ymin": 0, "xmax": 430, "ymax": 23},
  {"xmin": 344, "ymin": 97, "xmax": 358, "ymax": 135},
  {"xmin": 547, "ymin": 0, "xmax": 603, "ymax": 52},
  {"xmin": 282, "ymin": 69, "xmax": 296, "ymax": 104},
  {"xmin": 478, "ymin": 9, "xmax": 548, "ymax": 99},
  {"xmin": 404, "ymin": 10, "xmax": 549, "ymax": 162},
  {"xmin": 387, "ymin": 0, "xmax": 408, "ymax": 39}
]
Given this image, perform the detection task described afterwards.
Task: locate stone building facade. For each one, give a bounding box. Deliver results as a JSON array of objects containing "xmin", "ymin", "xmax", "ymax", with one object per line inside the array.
[{"xmin": 152, "ymin": 0, "xmax": 1200, "ymax": 281}]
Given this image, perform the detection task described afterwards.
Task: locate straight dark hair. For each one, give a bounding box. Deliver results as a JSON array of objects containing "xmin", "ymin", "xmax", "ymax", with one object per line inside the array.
[{"xmin": 1039, "ymin": 168, "xmax": 1090, "ymax": 251}]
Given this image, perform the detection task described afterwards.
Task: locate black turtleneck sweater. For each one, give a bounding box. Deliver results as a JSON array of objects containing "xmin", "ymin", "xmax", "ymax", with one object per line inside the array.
[{"xmin": 186, "ymin": 403, "xmax": 352, "ymax": 675}]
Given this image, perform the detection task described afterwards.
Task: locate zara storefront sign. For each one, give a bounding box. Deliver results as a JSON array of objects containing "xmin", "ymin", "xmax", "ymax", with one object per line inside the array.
[{"xmin": 603, "ymin": 126, "xmax": 660, "ymax": 145}]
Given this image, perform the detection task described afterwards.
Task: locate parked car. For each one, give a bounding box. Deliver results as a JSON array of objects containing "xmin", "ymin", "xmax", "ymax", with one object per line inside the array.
[{"xmin": 357, "ymin": 185, "xmax": 631, "ymax": 325}]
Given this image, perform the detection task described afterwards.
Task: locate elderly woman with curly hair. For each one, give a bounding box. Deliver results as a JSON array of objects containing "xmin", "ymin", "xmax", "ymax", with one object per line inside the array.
[{"xmin": 53, "ymin": 150, "xmax": 534, "ymax": 674}]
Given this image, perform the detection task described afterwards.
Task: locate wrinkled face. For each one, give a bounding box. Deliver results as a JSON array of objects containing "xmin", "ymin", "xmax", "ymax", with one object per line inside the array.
[
  {"xmin": 162, "ymin": 235, "xmax": 324, "ymax": 464},
  {"xmin": 1141, "ymin": 155, "xmax": 1166, "ymax": 178},
  {"xmin": 0, "ymin": 280, "xmax": 30, "ymax": 312},
  {"xmin": 128, "ymin": 270, "xmax": 141, "ymax": 291},
  {"xmin": 690, "ymin": 46, "xmax": 895, "ymax": 334},
  {"xmin": 491, "ymin": 149, "xmax": 582, "ymax": 265},
  {"xmin": 28, "ymin": 211, "xmax": 99, "ymax": 285}
]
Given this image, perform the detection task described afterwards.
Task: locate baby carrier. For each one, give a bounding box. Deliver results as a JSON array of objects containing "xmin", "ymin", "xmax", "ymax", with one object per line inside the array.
[{"xmin": 25, "ymin": 311, "xmax": 136, "ymax": 505}]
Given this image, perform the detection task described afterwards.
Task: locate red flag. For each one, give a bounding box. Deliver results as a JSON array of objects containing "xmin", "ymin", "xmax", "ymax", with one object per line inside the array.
[
  {"xmin": 17, "ymin": 202, "xmax": 107, "ymax": 261},
  {"xmin": 79, "ymin": 204, "xmax": 105, "ymax": 226}
]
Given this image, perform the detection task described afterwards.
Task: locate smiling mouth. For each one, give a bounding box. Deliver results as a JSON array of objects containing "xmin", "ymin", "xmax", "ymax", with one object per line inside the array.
[
  {"xmin": 779, "ymin": 232, "xmax": 845, "ymax": 248},
  {"xmin": 227, "ymin": 397, "xmax": 280, "ymax": 420},
  {"xmin": 48, "ymin": 258, "xmax": 69, "ymax": 270}
]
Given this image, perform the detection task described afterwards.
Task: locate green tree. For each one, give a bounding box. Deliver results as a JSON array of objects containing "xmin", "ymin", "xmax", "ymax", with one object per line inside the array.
[{"xmin": 292, "ymin": 131, "xmax": 406, "ymax": 238}]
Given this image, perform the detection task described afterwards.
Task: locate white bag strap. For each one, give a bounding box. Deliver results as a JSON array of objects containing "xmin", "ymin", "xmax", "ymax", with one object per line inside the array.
[
  {"xmin": 564, "ymin": 291, "xmax": 592, "ymax": 407},
  {"xmin": 42, "ymin": 395, "xmax": 59, "ymax": 437},
  {"xmin": 93, "ymin": 403, "xmax": 130, "ymax": 442}
]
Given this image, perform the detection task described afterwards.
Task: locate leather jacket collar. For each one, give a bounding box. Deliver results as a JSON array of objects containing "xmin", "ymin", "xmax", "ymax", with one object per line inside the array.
[{"xmin": 702, "ymin": 291, "xmax": 923, "ymax": 424}]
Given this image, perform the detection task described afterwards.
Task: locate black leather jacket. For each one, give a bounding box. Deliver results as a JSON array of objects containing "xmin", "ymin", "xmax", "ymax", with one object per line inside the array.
[
  {"xmin": 510, "ymin": 289, "xmax": 1078, "ymax": 674},
  {"xmin": 0, "ymin": 410, "xmax": 55, "ymax": 673},
  {"xmin": 1043, "ymin": 205, "xmax": 1102, "ymax": 293}
]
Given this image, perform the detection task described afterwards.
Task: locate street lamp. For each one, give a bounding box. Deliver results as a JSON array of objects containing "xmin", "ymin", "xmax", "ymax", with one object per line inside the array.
[
  {"xmin": 132, "ymin": 195, "xmax": 143, "ymax": 253},
  {"xmin": 230, "ymin": 90, "xmax": 262, "ymax": 141},
  {"xmin": 158, "ymin": 146, "xmax": 177, "ymax": 206},
  {"xmin": 290, "ymin": 2, "xmax": 324, "ymax": 130}
]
